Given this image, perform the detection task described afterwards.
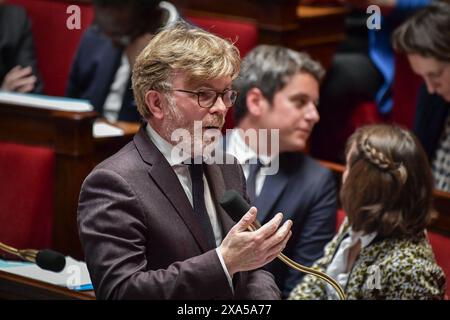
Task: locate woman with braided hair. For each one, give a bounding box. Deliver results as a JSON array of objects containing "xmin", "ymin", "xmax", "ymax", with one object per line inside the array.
[{"xmin": 289, "ymin": 124, "xmax": 446, "ymax": 299}]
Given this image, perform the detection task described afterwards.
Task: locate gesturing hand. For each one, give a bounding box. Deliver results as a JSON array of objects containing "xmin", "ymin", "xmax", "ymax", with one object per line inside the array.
[{"xmin": 219, "ymin": 207, "xmax": 292, "ymax": 277}]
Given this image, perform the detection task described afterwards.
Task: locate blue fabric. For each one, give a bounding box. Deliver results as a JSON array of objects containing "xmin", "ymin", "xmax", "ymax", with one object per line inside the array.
[{"xmin": 368, "ymin": 0, "xmax": 431, "ymax": 114}]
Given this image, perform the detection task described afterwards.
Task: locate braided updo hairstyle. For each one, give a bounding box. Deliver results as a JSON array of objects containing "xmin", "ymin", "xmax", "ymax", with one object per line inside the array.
[{"xmin": 340, "ymin": 124, "xmax": 434, "ymax": 238}]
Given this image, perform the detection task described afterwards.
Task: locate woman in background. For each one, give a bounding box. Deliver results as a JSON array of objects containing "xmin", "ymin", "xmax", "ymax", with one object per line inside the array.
[
  {"xmin": 393, "ymin": 0, "xmax": 450, "ymax": 192},
  {"xmin": 289, "ymin": 124, "xmax": 446, "ymax": 299}
]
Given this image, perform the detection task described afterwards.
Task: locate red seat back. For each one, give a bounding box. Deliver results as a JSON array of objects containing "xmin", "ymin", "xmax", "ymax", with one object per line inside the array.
[
  {"xmin": 336, "ymin": 209, "xmax": 346, "ymax": 231},
  {"xmin": 7, "ymin": 0, "xmax": 94, "ymax": 96},
  {"xmin": 0, "ymin": 142, "xmax": 55, "ymax": 253},
  {"xmin": 391, "ymin": 54, "xmax": 423, "ymax": 128},
  {"xmin": 187, "ymin": 15, "xmax": 259, "ymax": 131},
  {"xmin": 187, "ymin": 15, "xmax": 258, "ymax": 58}
]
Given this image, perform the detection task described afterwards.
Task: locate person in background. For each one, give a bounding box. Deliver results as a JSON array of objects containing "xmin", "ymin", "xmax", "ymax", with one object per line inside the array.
[
  {"xmin": 66, "ymin": 0, "xmax": 179, "ymax": 122},
  {"xmin": 78, "ymin": 22, "xmax": 292, "ymax": 300},
  {"xmin": 226, "ymin": 45, "xmax": 337, "ymax": 298},
  {"xmin": 393, "ymin": 0, "xmax": 450, "ymax": 193},
  {"xmin": 0, "ymin": 1, "xmax": 42, "ymax": 93},
  {"xmin": 289, "ymin": 124, "xmax": 446, "ymax": 300},
  {"xmin": 309, "ymin": 0, "xmax": 430, "ymax": 163}
]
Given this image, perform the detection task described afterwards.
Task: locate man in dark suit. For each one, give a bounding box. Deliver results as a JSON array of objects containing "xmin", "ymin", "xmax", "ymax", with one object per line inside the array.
[
  {"xmin": 226, "ymin": 45, "xmax": 338, "ymax": 298},
  {"xmin": 0, "ymin": 2, "xmax": 42, "ymax": 93},
  {"xmin": 77, "ymin": 23, "xmax": 292, "ymax": 300},
  {"xmin": 66, "ymin": 0, "xmax": 179, "ymax": 122}
]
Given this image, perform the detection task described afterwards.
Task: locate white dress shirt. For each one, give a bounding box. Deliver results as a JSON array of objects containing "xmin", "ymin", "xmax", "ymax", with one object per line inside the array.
[
  {"xmin": 325, "ymin": 228, "xmax": 377, "ymax": 300},
  {"xmin": 103, "ymin": 1, "xmax": 179, "ymax": 122},
  {"xmin": 103, "ymin": 53, "xmax": 130, "ymax": 122},
  {"xmin": 146, "ymin": 125, "xmax": 234, "ymax": 290},
  {"xmin": 225, "ymin": 129, "xmax": 274, "ymax": 198}
]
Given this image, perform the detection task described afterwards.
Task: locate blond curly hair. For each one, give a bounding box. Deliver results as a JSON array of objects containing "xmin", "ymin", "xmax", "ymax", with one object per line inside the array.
[{"xmin": 132, "ymin": 21, "xmax": 241, "ymax": 119}]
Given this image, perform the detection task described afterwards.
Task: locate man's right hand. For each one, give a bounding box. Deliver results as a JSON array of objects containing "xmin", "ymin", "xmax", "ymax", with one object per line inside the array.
[
  {"xmin": 1, "ymin": 65, "xmax": 37, "ymax": 93},
  {"xmin": 219, "ymin": 207, "xmax": 292, "ymax": 277}
]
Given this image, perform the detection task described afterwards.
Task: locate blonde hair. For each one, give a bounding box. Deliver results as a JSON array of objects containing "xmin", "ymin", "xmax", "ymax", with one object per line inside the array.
[{"xmin": 132, "ymin": 21, "xmax": 241, "ymax": 119}]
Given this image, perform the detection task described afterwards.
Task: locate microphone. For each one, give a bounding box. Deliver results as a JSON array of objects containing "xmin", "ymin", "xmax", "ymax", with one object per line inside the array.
[
  {"xmin": 219, "ymin": 189, "xmax": 346, "ymax": 300},
  {"xmin": 0, "ymin": 241, "xmax": 66, "ymax": 272}
]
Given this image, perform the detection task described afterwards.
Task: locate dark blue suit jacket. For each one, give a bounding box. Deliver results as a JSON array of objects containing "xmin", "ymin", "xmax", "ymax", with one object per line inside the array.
[
  {"xmin": 414, "ymin": 85, "xmax": 450, "ymax": 161},
  {"xmin": 250, "ymin": 152, "xmax": 337, "ymax": 298},
  {"xmin": 65, "ymin": 26, "xmax": 141, "ymax": 122}
]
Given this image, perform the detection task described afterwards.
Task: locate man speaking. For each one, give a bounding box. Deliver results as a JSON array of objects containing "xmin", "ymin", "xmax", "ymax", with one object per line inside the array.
[{"xmin": 77, "ymin": 22, "xmax": 292, "ymax": 300}]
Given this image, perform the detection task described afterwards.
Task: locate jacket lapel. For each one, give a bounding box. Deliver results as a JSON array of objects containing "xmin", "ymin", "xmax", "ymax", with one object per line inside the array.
[
  {"xmin": 133, "ymin": 126, "xmax": 212, "ymax": 252},
  {"xmin": 255, "ymin": 168, "xmax": 289, "ymax": 223}
]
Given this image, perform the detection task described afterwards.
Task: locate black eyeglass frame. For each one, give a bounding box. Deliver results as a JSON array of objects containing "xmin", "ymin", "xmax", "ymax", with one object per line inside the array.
[{"xmin": 170, "ymin": 89, "xmax": 239, "ymax": 109}]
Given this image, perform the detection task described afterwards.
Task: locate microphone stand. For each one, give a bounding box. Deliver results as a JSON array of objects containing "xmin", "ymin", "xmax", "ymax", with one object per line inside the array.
[
  {"xmin": 250, "ymin": 221, "xmax": 346, "ymax": 300},
  {"xmin": 0, "ymin": 241, "xmax": 39, "ymax": 263}
]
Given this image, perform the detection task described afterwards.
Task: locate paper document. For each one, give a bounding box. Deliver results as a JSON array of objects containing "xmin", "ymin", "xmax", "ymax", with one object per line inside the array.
[
  {"xmin": 0, "ymin": 92, "xmax": 93, "ymax": 112},
  {"xmin": 93, "ymin": 121, "xmax": 125, "ymax": 138},
  {"xmin": 0, "ymin": 257, "xmax": 92, "ymax": 291}
]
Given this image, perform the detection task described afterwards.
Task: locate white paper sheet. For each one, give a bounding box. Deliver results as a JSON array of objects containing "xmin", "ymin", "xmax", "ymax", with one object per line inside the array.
[
  {"xmin": 0, "ymin": 92, "xmax": 93, "ymax": 112},
  {"xmin": 93, "ymin": 121, "xmax": 125, "ymax": 138},
  {"xmin": 0, "ymin": 257, "xmax": 92, "ymax": 290}
]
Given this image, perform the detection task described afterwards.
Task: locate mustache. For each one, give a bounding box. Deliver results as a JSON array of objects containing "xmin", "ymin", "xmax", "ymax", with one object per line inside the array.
[{"xmin": 205, "ymin": 115, "xmax": 225, "ymax": 128}]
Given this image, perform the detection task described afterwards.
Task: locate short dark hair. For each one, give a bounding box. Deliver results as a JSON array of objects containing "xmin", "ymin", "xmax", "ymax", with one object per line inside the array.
[
  {"xmin": 392, "ymin": 0, "xmax": 450, "ymax": 62},
  {"xmin": 233, "ymin": 45, "xmax": 324, "ymax": 124},
  {"xmin": 340, "ymin": 125, "xmax": 434, "ymax": 238}
]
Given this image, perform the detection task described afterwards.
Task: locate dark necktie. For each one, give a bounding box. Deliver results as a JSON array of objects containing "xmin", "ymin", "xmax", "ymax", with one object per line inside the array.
[
  {"xmin": 188, "ymin": 162, "xmax": 217, "ymax": 250},
  {"xmin": 246, "ymin": 158, "xmax": 263, "ymax": 204}
]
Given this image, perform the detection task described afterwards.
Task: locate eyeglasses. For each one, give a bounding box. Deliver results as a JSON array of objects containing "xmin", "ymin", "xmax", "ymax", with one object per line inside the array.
[{"xmin": 171, "ymin": 89, "xmax": 238, "ymax": 109}]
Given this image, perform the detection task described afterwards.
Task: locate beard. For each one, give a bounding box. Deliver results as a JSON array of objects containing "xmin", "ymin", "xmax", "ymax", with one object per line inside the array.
[{"xmin": 163, "ymin": 95, "xmax": 225, "ymax": 159}]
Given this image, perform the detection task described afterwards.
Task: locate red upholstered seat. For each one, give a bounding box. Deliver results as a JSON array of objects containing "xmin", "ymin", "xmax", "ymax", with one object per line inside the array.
[
  {"xmin": 313, "ymin": 53, "xmax": 423, "ymax": 163},
  {"xmin": 187, "ymin": 15, "xmax": 258, "ymax": 58},
  {"xmin": 187, "ymin": 15, "xmax": 259, "ymax": 131},
  {"xmin": 0, "ymin": 142, "xmax": 55, "ymax": 253},
  {"xmin": 428, "ymin": 231, "xmax": 450, "ymax": 299},
  {"xmin": 336, "ymin": 209, "xmax": 346, "ymax": 231},
  {"xmin": 7, "ymin": 0, "xmax": 94, "ymax": 96},
  {"xmin": 347, "ymin": 54, "xmax": 423, "ymax": 131},
  {"xmin": 391, "ymin": 54, "xmax": 423, "ymax": 128}
]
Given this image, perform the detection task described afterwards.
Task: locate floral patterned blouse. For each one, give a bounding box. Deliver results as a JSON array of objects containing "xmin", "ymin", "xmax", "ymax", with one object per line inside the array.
[{"xmin": 288, "ymin": 219, "xmax": 446, "ymax": 300}]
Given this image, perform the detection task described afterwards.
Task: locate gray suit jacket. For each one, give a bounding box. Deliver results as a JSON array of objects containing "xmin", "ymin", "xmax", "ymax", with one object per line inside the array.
[{"xmin": 77, "ymin": 125, "xmax": 280, "ymax": 299}]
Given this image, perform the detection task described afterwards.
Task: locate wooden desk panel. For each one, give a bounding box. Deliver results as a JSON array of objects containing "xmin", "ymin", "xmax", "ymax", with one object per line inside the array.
[
  {"xmin": 0, "ymin": 103, "xmax": 140, "ymax": 259},
  {"xmin": 0, "ymin": 270, "xmax": 95, "ymax": 300},
  {"xmin": 174, "ymin": 0, "xmax": 348, "ymax": 68}
]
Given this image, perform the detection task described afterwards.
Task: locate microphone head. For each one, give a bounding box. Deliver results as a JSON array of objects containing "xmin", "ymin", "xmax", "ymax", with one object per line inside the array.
[
  {"xmin": 219, "ymin": 189, "xmax": 251, "ymax": 222},
  {"xmin": 36, "ymin": 249, "xmax": 66, "ymax": 272}
]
